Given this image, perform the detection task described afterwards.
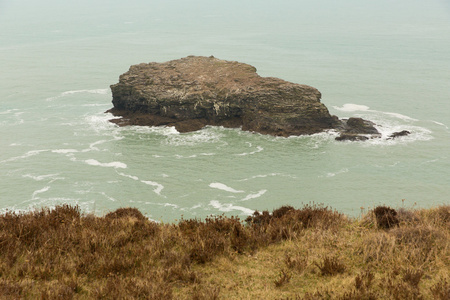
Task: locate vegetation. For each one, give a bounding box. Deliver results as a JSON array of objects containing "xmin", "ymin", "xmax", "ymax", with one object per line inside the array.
[{"xmin": 0, "ymin": 203, "xmax": 449, "ymax": 299}]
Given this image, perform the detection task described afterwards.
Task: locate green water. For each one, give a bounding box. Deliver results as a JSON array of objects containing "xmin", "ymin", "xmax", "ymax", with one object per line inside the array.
[{"xmin": 1, "ymin": 0, "xmax": 449, "ymax": 221}]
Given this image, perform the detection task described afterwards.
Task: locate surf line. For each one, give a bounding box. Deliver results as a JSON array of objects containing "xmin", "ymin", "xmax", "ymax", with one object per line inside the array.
[{"xmin": 117, "ymin": 171, "xmax": 165, "ymax": 196}]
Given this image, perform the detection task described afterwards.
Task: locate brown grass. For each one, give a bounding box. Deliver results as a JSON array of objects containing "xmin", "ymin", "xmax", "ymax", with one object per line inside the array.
[{"xmin": 0, "ymin": 204, "xmax": 448, "ymax": 299}]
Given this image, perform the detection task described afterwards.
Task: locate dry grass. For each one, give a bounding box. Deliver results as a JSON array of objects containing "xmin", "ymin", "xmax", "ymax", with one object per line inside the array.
[{"xmin": 0, "ymin": 204, "xmax": 448, "ymax": 299}]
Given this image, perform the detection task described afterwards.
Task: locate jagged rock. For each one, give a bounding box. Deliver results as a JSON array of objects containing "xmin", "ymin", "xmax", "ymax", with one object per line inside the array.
[
  {"xmin": 335, "ymin": 133, "xmax": 370, "ymax": 142},
  {"xmin": 108, "ymin": 56, "xmax": 380, "ymax": 139},
  {"xmin": 388, "ymin": 130, "xmax": 411, "ymax": 139},
  {"xmin": 335, "ymin": 117, "xmax": 381, "ymax": 141}
]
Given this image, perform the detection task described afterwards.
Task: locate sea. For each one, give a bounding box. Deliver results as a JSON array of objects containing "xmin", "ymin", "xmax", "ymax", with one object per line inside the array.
[{"xmin": 1, "ymin": 0, "xmax": 449, "ymax": 222}]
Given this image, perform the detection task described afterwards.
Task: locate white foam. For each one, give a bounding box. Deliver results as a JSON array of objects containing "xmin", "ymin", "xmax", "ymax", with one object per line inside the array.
[
  {"xmin": 164, "ymin": 129, "xmax": 222, "ymax": 146},
  {"xmin": 133, "ymin": 125, "xmax": 179, "ymax": 136},
  {"xmin": 82, "ymin": 103, "xmax": 110, "ymax": 107},
  {"xmin": 85, "ymin": 159, "xmax": 127, "ymax": 169},
  {"xmin": 32, "ymin": 186, "xmax": 50, "ymax": 199},
  {"xmin": 175, "ymin": 153, "xmax": 216, "ymax": 159},
  {"xmin": 117, "ymin": 172, "xmax": 165, "ymax": 196},
  {"xmin": 84, "ymin": 114, "xmax": 120, "ymax": 134},
  {"xmin": 52, "ymin": 149, "xmax": 78, "ymax": 154},
  {"xmin": 334, "ymin": 103, "xmax": 417, "ymax": 122},
  {"xmin": 84, "ymin": 140, "xmax": 107, "ymax": 152},
  {"xmin": 100, "ymin": 192, "xmax": 117, "ymax": 202},
  {"xmin": 241, "ymin": 190, "xmax": 267, "ymax": 201},
  {"xmin": 370, "ymin": 123, "xmax": 433, "ymax": 145},
  {"xmin": 382, "ymin": 111, "xmax": 418, "ymax": 121},
  {"xmin": 238, "ymin": 173, "xmax": 296, "ymax": 181},
  {"xmin": 323, "ymin": 168, "xmax": 349, "ymax": 178},
  {"xmin": 236, "ymin": 146, "xmax": 264, "ymax": 156},
  {"xmin": 46, "ymin": 89, "xmax": 110, "ymax": 101},
  {"xmin": 0, "ymin": 109, "xmax": 19, "ymax": 115},
  {"xmin": 117, "ymin": 172, "xmax": 139, "ymax": 181},
  {"xmin": 0, "ymin": 150, "xmax": 47, "ymax": 164},
  {"xmin": 431, "ymin": 121, "xmax": 449, "ymax": 129},
  {"xmin": 142, "ymin": 180, "xmax": 164, "ymax": 195},
  {"xmin": 209, "ymin": 200, "xmax": 254, "ymax": 215},
  {"xmin": 209, "ymin": 182, "xmax": 244, "ymax": 193},
  {"xmin": 23, "ymin": 173, "xmax": 63, "ymax": 183},
  {"xmin": 332, "ymin": 103, "xmax": 433, "ymax": 145},
  {"xmin": 333, "ymin": 104, "xmax": 370, "ymax": 112}
]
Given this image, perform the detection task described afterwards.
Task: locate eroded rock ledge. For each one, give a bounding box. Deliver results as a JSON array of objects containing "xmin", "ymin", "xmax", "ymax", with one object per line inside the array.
[{"xmin": 108, "ymin": 56, "xmax": 380, "ymax": 139}]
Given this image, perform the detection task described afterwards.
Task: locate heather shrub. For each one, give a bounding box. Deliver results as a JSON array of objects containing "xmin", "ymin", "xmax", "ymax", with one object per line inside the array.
[
  {"xmin": 104, "ymin": 207, "xmax": 147, "ymax": 221},
  {"xmin": 373, "ymin": 206, "xmax": 399, "ymax": 229},
  {"xmin": 245, "ymin": 204, "xmax": 345, "ymax": 246},
  {"xmin": 314, "ymin": 256, "xmax": 346, "ymax": 276},
  {"xmin": 178, "ymin": 215, "xmax": 247, "ymax": 263}
]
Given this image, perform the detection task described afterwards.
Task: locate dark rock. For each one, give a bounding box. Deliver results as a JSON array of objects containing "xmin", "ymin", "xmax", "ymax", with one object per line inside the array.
[
  {"xmin": 388, "ymin": 130, "xmax": 411, "ymax": 139},
  {"xmin": 334, "ymin": 117, "xmax": 380, "ymax": 141},
  {"xmin": 108, "ymin": 56, "xmax": 380, "ymax": 139},
  {"xmin": 335, "ymin": 134, "xmax": 369, "ymax": 141}
]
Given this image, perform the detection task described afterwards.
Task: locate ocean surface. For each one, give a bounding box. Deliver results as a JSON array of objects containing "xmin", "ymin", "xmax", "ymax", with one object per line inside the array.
[{"xmin": 1, "ymin": 0, "xmax": 449, "ymax": 222}]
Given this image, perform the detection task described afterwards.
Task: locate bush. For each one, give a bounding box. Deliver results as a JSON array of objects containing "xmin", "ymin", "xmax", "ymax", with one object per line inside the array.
[{"xmin": 373, "ymin": 206, "xmax": 399, "ymax": 229}]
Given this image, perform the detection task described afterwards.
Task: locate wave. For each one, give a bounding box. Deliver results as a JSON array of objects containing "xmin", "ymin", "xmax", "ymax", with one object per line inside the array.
[
  {"xmin": 117, "ymin": 172, "xmax": 165, "ymax": 196},
  {"xmin": 84, "ymin": 113, "xmax": 122, "ymax": 134},
  {"xmin": 0, "ymin": 109, "xmax": 19, "ymax": 115},
  {"xmin": 132, "ymin": 125, "xmax": 179, "ymax": 136},
  {"xmin": 85, "ymin": 159, "xmax": 127, "ymax": 169},
  {"xmin": 241, "ymin": 190, "xmax": 267, "ymax": 201},
  {"xmin": 320, "ymin": 168, "xmax": 349, "ymax": 178},
  {"xmin": 238, "ymin": 173, "xmax": 297, "ymax": 181},
  {"xmin": 209, "ymin": 200, "xmax": 254, "ymax": 215},
  {"xmin": 174, "ymin": 152, "xmax": 216, "ymax": 159},
  {"xmin": 236, "ymin": 146, "xmax": 264, "ymax": 156},
  {"xmin": 333, "ymin": 104, "xmax": 371, "ymax": 112},
  {"xmin": 0, "ymin": 150, "xmax": 47, "ymax": 164},
  {"xmin": 22, "ymin": 173, "xmax": 63, "ymax": 183},
  {"xmin": 82, "ymin": 103, "xmax": 111, "ymax": 107},
  {"xmin": 332, "ymin": 103, "xmax": 433, "ymax": 145},
  {"xmin": 32, "ymin": 186, "xmax": 50, "ymax": 199},
  {"xmin": 333, "ymin": 103, "xmax": 418, "ymax": 121},
  {"xmin": 52, "ymin": 149, "xmax": 79, "ymax": 154},
  {"xmin": 431, "ymin": 121, "xmax": 449, "ymax": 130},
  {"xmin": 209, "ymin": 182, "xmax": 244, "ymax": 193},
  {"xmin": 46, "ymin": 89, "xmax": 109, "ymax": 101},
  {"xmin": 163, "ymin": 128, "xmax": 223, "ymax": 146},
  {"xmin": 141, "ymin": 180, "xmax": 164, "ymax": 196},
  {"xmin": 100, "ymin": 192, "xmax": 118, "ymax": 202},
  {"xmin": 0, "ymin": 109, "xmax": 25, "ymax": 126}
]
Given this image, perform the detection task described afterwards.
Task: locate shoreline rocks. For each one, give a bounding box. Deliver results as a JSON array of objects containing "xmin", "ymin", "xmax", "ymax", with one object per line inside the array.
[{"xmin": 108, "ymin": 56, "xmax": 381, "ymax": 139}]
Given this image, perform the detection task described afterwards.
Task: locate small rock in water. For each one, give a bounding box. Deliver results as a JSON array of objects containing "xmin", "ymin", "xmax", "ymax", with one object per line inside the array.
[{"xmin": 388, "ymin": 130, "xmax": 411, "ymax": 139}]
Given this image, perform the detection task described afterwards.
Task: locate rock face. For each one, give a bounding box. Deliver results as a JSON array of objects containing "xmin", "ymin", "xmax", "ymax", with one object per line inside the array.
[{"xmin": 108, "ymin": 56, "xmax": 379, "ymax": 139}]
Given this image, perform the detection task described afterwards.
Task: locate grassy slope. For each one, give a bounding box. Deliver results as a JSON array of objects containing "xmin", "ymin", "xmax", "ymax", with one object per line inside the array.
[{"xmin": 0, "ymin": 204, "xmax": 449, "ymax": 299}]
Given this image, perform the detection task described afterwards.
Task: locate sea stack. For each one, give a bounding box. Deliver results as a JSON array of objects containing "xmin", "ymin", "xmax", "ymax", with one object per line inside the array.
[{"xmin": 108, "ymin": 56, "xmax": 379, "ymax": 139}]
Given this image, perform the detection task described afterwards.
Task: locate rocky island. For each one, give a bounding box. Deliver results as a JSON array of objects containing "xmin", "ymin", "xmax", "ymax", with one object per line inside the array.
[{"xmin": 108, "ymin": 56, "xmax": 381, "ymax": 140}]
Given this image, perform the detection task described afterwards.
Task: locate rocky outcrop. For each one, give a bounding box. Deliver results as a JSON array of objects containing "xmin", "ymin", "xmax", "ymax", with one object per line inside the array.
[
  {"xmin": 334, "ymin": 118, "xmax": 381, "ymax": 141},
  {"xmin": 388, "ymin": 130, "xmax": 410, "ymax": 139},
  {"xmin": 108, "ymin": 56, "xmax": 380, "ymax": 139}
]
